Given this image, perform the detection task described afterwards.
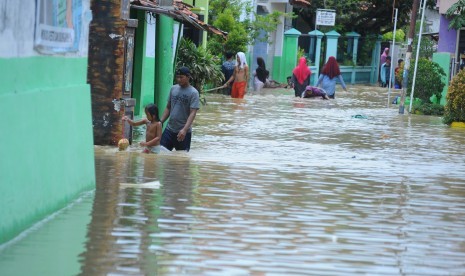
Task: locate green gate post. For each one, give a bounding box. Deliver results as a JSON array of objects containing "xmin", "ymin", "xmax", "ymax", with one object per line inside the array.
[
  {"xmin": 280, "ymin": 28, "xmax": 301, "ymax": 83},
  {"xmin": 309, "ymin": 29, "xmax": 324, "ymax": 85},
  {"xmin": 324, "ymin": 30, "xmax": 340, "ymax": 62},
  {"xmin": 346, "ymin": 31, "xmax": 360, "ymax": 84}
]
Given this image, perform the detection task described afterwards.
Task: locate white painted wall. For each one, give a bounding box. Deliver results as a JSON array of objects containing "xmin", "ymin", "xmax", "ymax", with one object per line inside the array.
[
  {"xmin": 0, "ymin": 0, "xmax": 36, "ymax": 57},
  {"xmin": 0, "ymin": 0, "xmax": 91, "ymax": 58},
  {"xmin": 145, "ymin": 17, "xmax": 156, "ymax": 58},
  {"xmin": 438, "ymin": 0, "xmax": 457, "ymax": 14},
  {"xmin": 425, "ymin": 8, "xmax": 441, "ymax": 33}
]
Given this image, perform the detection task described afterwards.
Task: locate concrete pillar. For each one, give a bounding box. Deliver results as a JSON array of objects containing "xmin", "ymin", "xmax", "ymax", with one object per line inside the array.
[
  {"xmin": 280, "ymin": 28, "xmax": 301, "ymax": 83},
  {"xmin": 346, "ymin": 31, "xmax": 361, "ymax": 64},
  {"xmin": 346, "ymin": 31, "xmax": 361, "ymax": 83},
  {"xmin": 324, "ymin": 30, "xmax": 340, "ymax": 62},
  {"xmin": 371, "ymin": 35, "xmax": 382, "ymax": 84},
  {"xmin": 308, "ymin": 29, "xmax": 324, "ymax": 85}
]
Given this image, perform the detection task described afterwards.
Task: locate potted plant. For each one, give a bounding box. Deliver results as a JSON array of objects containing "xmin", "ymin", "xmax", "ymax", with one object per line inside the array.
[{"xmin": 443, "ymin": 69, "xmax": 465, "ymax": 127}]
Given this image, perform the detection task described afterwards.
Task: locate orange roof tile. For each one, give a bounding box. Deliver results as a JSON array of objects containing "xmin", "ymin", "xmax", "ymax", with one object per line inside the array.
[{"xmin": 130, "ymin": 0, "xmax": 227, "ymax": 39}]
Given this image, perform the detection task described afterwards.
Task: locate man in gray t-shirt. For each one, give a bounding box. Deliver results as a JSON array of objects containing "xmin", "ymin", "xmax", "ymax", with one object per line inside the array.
[{"xmin": 160, "ymin": 66, "xmax": 200, "ymax": 151}]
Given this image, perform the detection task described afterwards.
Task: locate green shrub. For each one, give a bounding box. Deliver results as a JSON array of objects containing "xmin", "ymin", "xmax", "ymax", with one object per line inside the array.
[
  {"xmin": 407, "ymin": 58, "xmax": 445, "ymax": 103},
  {"xmin": 176, "ymin": 39, "xmax": 223, "ymax": 103},
  {"xmin": 443, "ymin": 69, "xmax": 465, "ymax": 124},
  {"xmin": 412, "ymin": 102, "xmax": 444, "ymax": 116}
]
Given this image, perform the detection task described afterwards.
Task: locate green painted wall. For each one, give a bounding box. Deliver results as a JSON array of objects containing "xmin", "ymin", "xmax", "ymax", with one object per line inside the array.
[
  {"xmin": 132, "ymin": 10, "xmax": 146, "ymax": 116},
  {"xmin": 272, "ymin": 56, "xmax": 282, "ymax": 82},
  {"xmin": 132, "ymin": 11, "xmax": 157, "ymax": 117},
  {"xmin": 183, "ymin": 0, "xmax": 209, "ymax": 47},
  {"xmin": 0, "ymin": 193, "xmax": 93, "ymax": 275},
  {"xmin": 140, "ymin": 57, "xmax": 156, "ymax": 113},
  {"xmin": 432, "ymin": 52, "xmax": 451, "ymax": 105},
  {"xmin": 0, "ymin": 56, "xmax": 95, "ymax": 244}
]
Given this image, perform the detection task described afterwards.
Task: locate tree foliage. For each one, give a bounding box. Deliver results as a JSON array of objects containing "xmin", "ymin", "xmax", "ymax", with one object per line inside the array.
[
  {"xmin": 446, "ymin": 0, "xmax": 465, "ymax": 30},
  {"xmin": 407, "ymin": 58, "xmax": 445, "ymax": 103},
  {"xmin": 407, "ymin": 21, "xmax": 437, "ymax": 60},
  {"xmin": 176, "ymin": 38, "xmax": 224, "ymax": 102},
  {"xmin": 382, "ymin": 29, "xmax": 405, "ymax": 42},
  {"xmin": 207, "ymin": 0, "xmax": 293, "ymax": 57},
  {"xmin": 208, "ymin": 9, "xmax": 249, "ymax": 55},
  {"xmin": 294, "ymin": 0, "xmax": 436, "ymax": 36}
]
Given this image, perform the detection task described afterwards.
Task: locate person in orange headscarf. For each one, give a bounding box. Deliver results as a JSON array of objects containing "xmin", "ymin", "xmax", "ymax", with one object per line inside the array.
[
  {"xmin": 223, "ymin": 52, "xmax": 249, "ymax": 99},
  {"xmin": 291, "ymin": 57, "xmax": 312, "ymax": 97},
  {"xmin": 316, "ymin": 56, "xmax": 347, "ymax": 99}
]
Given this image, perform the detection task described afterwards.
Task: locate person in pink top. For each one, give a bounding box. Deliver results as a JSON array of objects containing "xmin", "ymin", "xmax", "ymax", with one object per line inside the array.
[{"xmin": 379, "ymin": 47, "xmax": 389, "ymax": 86}]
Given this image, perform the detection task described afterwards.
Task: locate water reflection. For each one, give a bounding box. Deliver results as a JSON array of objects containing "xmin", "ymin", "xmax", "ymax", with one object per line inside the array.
[
  {"xmin": 76, "ymin": 86, "xmax": 465, "ymax": 275},
  {"xmin": 1, "ymin": 86, "xmax": 464, "ymax": 275},
  {"xmin": 78, "ymin": 151, "xmax": 199, "ymax": 275}
]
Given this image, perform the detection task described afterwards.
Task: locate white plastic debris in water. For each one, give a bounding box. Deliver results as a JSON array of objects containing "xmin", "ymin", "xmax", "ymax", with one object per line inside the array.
[{"xmin": 119, "ymin": 181, "xmax": 161, "ymax": 189}]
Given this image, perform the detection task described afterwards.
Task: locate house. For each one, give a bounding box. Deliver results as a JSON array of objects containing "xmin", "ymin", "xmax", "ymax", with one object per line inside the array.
[
  {"xmin": 437, "ymin": 0, "xmax": 462, "ymax": 71},
  {"xmin": 251, "ymin": 0, "xmax": 311, "ymax": 83},
  {"xmin": 88, "ymin": 0, "xmax": 226, "ymax": 145},
  {"xmin": 0, "ymin": 0, "xmax": 95, "ymax": 244}
]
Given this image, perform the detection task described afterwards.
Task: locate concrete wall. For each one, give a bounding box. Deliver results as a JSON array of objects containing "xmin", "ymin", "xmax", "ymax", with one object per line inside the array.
[
  {"xmin": 433, "ymin": 52, "xmax": 451, "ymax": 105},
  {"xmin": 438, "ymin": 16, "xmax": 458, "ymax": 54},
  {"xmin": 0, "ymin": 0, "xmax": 95, "ymax": 244},
  {"xmin": 438, "ymin": 0, "xmax": 457, "ymax": 14},
  {"xmin": 132, "ymin": 11, "xmax": 157, "ymax": 117}
]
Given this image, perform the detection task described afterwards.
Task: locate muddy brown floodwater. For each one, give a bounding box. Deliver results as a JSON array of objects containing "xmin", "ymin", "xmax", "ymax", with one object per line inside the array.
[{"xmin": 1, "ymin": 85, "xmax": 465, "ymax": 275}]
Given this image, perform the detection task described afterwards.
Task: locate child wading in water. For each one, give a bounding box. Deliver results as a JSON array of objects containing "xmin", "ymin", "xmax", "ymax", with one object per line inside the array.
[{"xmin": 123, "ymin": 103, "xmax": 162, "ymax": 154}]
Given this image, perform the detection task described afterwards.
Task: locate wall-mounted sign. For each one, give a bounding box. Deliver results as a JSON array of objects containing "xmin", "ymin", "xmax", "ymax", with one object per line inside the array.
[
  {"xmin": 316, "ymin": 9, "xmax": 336, "ymax": 26},
  {"xmin": 34, "ymin": 0, "xmax": 82, "ymax": 54}
]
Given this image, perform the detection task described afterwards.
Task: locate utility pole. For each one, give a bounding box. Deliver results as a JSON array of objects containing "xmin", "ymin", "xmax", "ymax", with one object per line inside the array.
[{"xmin": 398, "ymin": 0, "xmax": 421, "ymax": 114}]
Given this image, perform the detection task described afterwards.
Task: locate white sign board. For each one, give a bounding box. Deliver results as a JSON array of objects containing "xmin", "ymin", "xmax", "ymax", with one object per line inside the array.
[
  {"xmin": 316, "ymin": 10, "xmax": 336, "ymax": 26},
  {"xmin": 34, "ymin": 0, "xmax": 82, "ymax": 53}
]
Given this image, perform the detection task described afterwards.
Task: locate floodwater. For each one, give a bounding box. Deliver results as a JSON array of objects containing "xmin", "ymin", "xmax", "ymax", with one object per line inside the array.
[{"xmin": 1, "ymin": 85, "xmax": 465, "ymax": 275}]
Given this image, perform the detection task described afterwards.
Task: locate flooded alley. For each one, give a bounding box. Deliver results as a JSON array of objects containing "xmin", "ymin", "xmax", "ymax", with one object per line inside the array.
[{"xmin": 1, "ymin": 86, "xmax": 465, "ymax": 275}]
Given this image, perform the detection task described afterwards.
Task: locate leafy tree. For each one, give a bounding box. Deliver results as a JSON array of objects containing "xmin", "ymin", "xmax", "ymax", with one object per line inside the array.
[
  {"xmin": 410, "ymin": 21, "xmax": 437, "ymax": 59},
  {"xmin": 207, "ymin": 0, "xmax": 293, "ymax": 57},
  {"xmin": 294, "ymin": 0, "xmax": 436, "ymax": 36},
  {"xmin": 208, "ymin": 9, "xmax": 248, "ymax": 55},
  {"xmin": 209, "ymin": 0, "xmax": 249, "ymax": 22},
  {"xmin": 176, "ymin": 38, "xmax": 224, "ymax": 102},
  {"xmin": 355, "ymin": 35, "xmax": 378, "ymax": 66},
  {"xmin": 382, "ymin": 29, "xmax": 405, "ymax": 42},
  {"xmin": 446, "ymin": 0, "xmax": 465, "ymax": 30}
]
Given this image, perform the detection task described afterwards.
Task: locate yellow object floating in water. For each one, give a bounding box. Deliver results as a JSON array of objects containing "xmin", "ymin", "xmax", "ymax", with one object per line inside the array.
[
  {"xmin": 118, "ymin": 138, "xmax": 129, "ymax": 151},
  {"xmin": 451, "ymin": 122, "xmax": 465, "ymax": 128},
  {"xmin": 119, "ymin": 181, "xmax": 161, "ymax": 189}
]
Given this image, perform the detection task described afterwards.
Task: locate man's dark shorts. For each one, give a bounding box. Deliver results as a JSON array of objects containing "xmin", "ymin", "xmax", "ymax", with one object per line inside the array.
[{"xmin": 161, "ymin": 128, "xmax": 192, "ymax": 152}]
